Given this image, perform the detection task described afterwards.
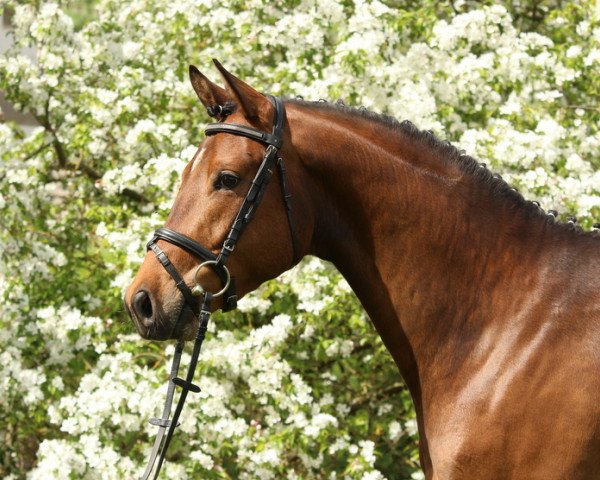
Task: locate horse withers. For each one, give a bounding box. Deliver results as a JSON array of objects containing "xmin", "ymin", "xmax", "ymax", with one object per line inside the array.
[{"xmin": 125, "ymin": 61, "xmax": 600, "ymax": 479}]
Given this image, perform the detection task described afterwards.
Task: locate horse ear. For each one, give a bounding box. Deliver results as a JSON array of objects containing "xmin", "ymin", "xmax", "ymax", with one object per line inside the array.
[
  {"xmin": 212, "ymin": 59, "xmax": 270, "ymax": 120},
  {"xmin": 189, "ymin": 65, "xmax": 230, "ymax": 111}
]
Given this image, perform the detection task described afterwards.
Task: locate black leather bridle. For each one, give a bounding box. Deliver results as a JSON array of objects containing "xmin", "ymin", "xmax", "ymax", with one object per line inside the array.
[{"xmin": 140, "ymin": 96, "xmax": 298, "ymax": 479}]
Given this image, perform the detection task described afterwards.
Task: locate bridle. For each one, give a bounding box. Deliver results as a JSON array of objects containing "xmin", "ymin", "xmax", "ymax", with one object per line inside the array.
[{"xmin": 140, "ymin": 96, "xmax": 298, "ymax": 479}]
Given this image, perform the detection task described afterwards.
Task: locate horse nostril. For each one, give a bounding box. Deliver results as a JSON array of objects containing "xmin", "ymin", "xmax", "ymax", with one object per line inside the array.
[{"xmin": 132, "ymin": 290, "xmax": 154, "ymax": 327}]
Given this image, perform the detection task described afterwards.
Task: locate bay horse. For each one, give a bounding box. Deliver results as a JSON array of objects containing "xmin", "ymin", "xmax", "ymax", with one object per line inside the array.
[{"xmin": 125, "ymin": 60, "xmax": 600, "ymax": 479}]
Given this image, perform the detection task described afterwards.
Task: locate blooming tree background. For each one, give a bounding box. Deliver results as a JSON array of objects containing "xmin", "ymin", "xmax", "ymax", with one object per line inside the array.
[{"xmin": 1, "ymin": 0, "xmax": 599, "ymax": 478}]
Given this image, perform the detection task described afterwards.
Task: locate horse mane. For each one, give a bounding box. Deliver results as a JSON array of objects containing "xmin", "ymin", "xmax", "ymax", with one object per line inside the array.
[{"xmin": 288, "ymin": 97, "xmax": 595, "ymax": 238}]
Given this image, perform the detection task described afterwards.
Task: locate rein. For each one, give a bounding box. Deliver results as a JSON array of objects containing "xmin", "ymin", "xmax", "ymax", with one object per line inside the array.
[{"xmin": 140, "ymin": 96, "xmax": 297, "ymax": 479}]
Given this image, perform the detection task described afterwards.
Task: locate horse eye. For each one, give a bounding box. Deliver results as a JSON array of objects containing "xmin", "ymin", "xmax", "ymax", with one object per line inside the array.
[{"xmin": 216, "ymin": 172, "xmax": 240, "ymax": 190}]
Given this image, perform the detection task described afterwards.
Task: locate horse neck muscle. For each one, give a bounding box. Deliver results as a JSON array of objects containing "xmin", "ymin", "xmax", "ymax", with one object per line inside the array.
[{"xmin": 286, "ymin": 102, "xmax": 591, "ymax": 394}]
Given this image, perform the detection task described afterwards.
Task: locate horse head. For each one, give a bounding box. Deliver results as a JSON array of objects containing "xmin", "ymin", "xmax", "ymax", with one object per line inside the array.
[{"xmin": 125, "ymin": 61, "xmax": 311, "ymax": 340}]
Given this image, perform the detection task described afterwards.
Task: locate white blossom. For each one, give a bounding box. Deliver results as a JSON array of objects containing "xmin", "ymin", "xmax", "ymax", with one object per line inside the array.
[{"xmin": 2, "ymin": 2, "xmax": 599, "ymax": 479}]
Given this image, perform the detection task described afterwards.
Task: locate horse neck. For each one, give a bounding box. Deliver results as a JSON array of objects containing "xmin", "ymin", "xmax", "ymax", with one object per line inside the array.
[{"xmin": 286, "ymin": 103, "xmax": 587, "ymax": 394}]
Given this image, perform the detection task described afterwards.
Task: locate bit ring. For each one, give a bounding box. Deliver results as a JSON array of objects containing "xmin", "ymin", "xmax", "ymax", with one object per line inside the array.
[{"xmin": 191, "ymin": 260, "xmax": 230, "ymax": 298}]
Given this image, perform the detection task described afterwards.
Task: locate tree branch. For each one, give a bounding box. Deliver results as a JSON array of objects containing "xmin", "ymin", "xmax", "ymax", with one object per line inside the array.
[
  {"xmin": 21, "ymin": 142, "xmax": 52, "ymax": 162},
  {"xmin": 76, "ymin": 162, "xmax": 149, "ymax": 202},
  {"xmin": 310, "ymin": 342, "xmax": 372, "ymax": 372},
  {"xmin": 349, "ymin": 382, "xmax": 407, "ymax": 414},
  {"xmin": 32, "ymin": 111, "xmax": 67, "ymax": 168},
  {"xmin": 564, "ymin": 104, "xmax": 600, "ymax": 112},
  {"xmin": 32, "ymin": 111, "xmax": 150, "ymax": 203}
]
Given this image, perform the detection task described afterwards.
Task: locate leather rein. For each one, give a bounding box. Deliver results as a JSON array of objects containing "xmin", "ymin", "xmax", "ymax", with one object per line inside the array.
[{"xmin": 140, "ymin": 96, "xmax": 298, "ymax": 479}]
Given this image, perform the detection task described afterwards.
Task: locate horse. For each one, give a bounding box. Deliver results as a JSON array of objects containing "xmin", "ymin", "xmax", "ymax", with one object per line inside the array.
[{"xmin": 125, "ymin": 60, "xmax": 600, "ymax": 479}]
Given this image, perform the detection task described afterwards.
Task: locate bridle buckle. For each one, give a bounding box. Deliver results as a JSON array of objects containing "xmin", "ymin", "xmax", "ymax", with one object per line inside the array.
[{"xmin": 223, "ymin": 239, "xmax": 235, "ymax": 252}]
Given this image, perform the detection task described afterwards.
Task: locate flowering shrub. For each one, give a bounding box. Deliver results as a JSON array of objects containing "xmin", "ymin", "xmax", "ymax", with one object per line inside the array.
[{"xmin": 1, "ymin": 0, "xmax": 599, "ymax": 478}]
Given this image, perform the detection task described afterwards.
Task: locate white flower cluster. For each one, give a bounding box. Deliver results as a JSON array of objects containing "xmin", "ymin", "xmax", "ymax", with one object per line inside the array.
[{"xmin": 1, "ymin": 0, "xmax": 598, "ymax": 478}]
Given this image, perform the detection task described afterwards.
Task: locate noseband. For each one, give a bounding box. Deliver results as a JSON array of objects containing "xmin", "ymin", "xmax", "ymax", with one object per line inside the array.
[{"xmin": 140, "ymin": 96, "xmax": 298, "ymax": 479}]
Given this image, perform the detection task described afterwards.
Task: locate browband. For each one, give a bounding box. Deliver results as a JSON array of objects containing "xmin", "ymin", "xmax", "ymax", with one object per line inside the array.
[
  {"xmin": 205, "ymin": 123, "xmax": 282, "ymax": 148},
  {"xmin": 204, "ymin": 95, "xmax": 285, "ymax": 149}
]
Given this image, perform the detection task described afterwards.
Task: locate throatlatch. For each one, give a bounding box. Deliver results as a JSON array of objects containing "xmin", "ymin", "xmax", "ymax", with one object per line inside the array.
[{"xmin": 141, "ymin": 96, "xmax": 298, "ymax": 479}]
